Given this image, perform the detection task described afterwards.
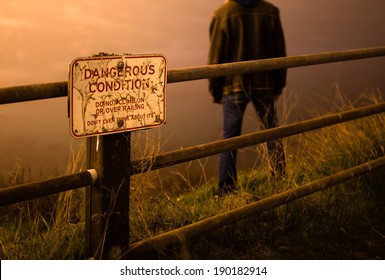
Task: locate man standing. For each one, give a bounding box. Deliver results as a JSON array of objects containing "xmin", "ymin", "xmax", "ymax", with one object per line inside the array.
[{"xmin": 208, "ymin": 0, "xmax": 287, "ymax": 196}]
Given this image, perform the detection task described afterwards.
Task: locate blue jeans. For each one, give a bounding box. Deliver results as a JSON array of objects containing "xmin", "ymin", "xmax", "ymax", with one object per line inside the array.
[{"xmin": 218, "ymin": 89, "xmax": 285, "ymax": 195}]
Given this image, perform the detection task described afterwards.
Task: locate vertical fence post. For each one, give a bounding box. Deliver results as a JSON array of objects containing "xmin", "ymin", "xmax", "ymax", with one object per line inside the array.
[{"xmin": 85, "ymin": 132, "xmax": 131, "ymax": 259}]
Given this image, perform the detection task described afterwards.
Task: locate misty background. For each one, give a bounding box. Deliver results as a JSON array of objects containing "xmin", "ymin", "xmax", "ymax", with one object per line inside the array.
[{"xmin": 1, "ymin": 0, "xmax": 385, "ymax": 182}]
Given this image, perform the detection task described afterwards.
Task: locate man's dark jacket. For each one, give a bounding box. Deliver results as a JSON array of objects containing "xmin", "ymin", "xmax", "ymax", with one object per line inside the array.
[{"xmin": 208, "ymin": 0, "xmax": 287, "ymax": 103}]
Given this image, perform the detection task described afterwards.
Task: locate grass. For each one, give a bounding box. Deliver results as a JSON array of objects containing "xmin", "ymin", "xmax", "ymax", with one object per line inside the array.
[
  {"xmin": 1, "ymin": 88, "xmax": 385, "ymax": 259},
  {"xmin": 128, "ymin": 89, "xmax": 385, "ymax": 259},
  {"xmin": 0, "ymin": 142, "xmax": 87, "ymax": 259}
]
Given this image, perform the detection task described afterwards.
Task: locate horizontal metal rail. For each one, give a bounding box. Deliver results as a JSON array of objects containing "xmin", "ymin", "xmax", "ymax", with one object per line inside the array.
[
  {"xmin": 0, "ymin": 169, "xmax": 97, "ymax": 207},
  {"xmin": 0, "ymin": 82, "xmax": 67, "ymax": 105},
  {"xmin": 1, "ymin": 103, "xmax": 384, "ymax": 206},
  {"xmin": 130, "ymin": 102, "xmax": 385, "ymax": 174},
  {"xmin": 126, "ymin": 155, "xmax": 385, "ymax": 258},
  {"xmin": 168, "ymin": 46, "xmax": 385, "ymax": 83},
  {"xmin": 1, "ymin": 103, "xmax": 383, "ymax": 206},
  {"xmin": 1, "ymin": 46, "xmax": 385, "ymax": 104}
]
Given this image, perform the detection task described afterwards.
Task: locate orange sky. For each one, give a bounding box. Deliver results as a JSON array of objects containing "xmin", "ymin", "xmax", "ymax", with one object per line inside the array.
[
  {"xmin": 1, "ymin": 0, "xmax": 384, "ymax": 87},
  {"xmin": 1, "ymin": 0, "xmax": 385, "ymax": 180}
]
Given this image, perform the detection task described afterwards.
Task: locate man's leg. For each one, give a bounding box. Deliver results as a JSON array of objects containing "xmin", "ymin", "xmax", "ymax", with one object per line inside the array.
[
  {"xmin": 219, "ymin": 92, "xmax": 247, "ymax": 195},
  {"xmin": 253, "ymin": 91, "xmax": 286, "ymax": 177}
]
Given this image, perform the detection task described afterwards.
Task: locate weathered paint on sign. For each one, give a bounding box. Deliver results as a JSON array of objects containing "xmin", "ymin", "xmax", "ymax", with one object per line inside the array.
[{"xmin": 69, "ymin": 54, "xmax": 166, "ymax": 138}]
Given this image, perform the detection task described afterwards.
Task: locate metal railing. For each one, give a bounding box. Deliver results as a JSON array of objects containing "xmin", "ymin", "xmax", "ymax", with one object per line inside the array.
[
  {"xmin": 1, "ymin": 46, "xmax": 385, "ymax": 105},
  {"xmin": 1, "ymin": 46, "xmax": 385, "ymax": 259}
]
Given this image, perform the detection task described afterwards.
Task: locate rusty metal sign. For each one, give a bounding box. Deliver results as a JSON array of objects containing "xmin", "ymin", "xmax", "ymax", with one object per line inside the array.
[{"xmin": 69, "ymin": 54, "xmax": 167, "ymax": 138}]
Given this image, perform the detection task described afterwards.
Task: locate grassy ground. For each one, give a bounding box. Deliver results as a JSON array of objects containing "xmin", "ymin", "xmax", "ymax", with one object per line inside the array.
[
  {"xmin": 128, "ymin": 90, "xmax": 385, "ymax": 259},
  {"xmin": 1, "ymin": 90, "xmax": 385, "ymax": 259}
]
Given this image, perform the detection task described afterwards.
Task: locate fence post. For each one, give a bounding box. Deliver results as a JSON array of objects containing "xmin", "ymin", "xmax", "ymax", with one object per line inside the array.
[{"xmin": 85, "ymin": 132, "xmax": 131, "ymax": 259}]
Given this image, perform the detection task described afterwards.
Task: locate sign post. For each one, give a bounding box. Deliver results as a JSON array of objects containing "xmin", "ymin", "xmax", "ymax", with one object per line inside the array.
[
  {"xmin": 69, "ymin": 54, "xmax": 167, "ymax": 259},
  {"xmin": 85, "ymin": 133, "xmax": 131, "ymax": 259}
]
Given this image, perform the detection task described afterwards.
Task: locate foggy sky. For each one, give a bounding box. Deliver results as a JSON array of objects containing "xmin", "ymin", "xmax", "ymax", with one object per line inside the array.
[
  {"xmin": 1, "ymin": 0, "xmax": 384, "ymax": 86},
  {"xmin": 1, "ymin": 0, "xmax": 385, "ymax": 180}
]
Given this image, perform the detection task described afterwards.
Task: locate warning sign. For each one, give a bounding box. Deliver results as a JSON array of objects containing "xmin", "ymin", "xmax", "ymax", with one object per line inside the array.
[{"xmin": 69, "ymin": 54, "xmax": 167, "ymax": 138}]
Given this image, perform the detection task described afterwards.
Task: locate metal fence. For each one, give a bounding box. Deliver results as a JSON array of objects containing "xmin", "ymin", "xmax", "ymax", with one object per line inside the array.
[{"xmin": 1, "ymin": 46, "xmax": 385, "ymax": 259}]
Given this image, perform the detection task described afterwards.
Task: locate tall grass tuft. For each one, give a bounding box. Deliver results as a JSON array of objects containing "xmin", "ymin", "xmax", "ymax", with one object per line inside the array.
[{"xmin": 0, "ymin": 141, "xmax": 87, "ymax": 259}]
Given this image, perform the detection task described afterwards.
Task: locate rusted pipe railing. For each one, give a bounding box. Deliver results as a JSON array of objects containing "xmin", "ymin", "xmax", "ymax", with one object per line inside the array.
[
  {"xmin": 2, "ymin": 103, "xmax": 384, "ymax": 207},
  {"xmin": 168, "ymin": 46, "xmax": 385, "ymax": 83},
  {"xmin": 130, "ymin": 102, "xmax": 385, "ymax": 174},
  {"xmin": 0, "ymin": 81, "xmax": 67, "ymax": 105},
  {"xmin": 126, "ymin": 156, "xmax": 385, "ymax": 258},
  {"xmin": 0, "ymin": 169, "xmax": 97, "ymax": 207},
  {"xmin": 1, "ymin": 46, "xmax": 385, "ymax": 104}
]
